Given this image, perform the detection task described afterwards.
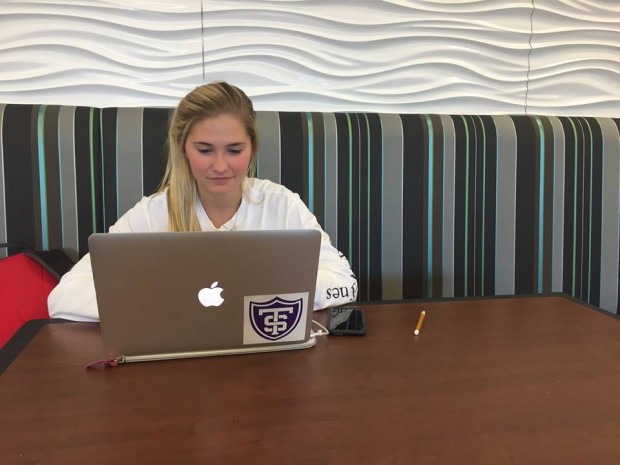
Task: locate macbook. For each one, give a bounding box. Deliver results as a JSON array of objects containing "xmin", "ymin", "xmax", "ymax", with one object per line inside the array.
[{"xmin": 88, "ymin": 229, "xmax": 321, "ymax": 363}]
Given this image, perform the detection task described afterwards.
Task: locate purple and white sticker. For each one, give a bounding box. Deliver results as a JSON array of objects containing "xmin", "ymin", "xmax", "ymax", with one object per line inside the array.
[{"xmin": 243, "ymin": 292, "xmax": 308, "ymax": 344}]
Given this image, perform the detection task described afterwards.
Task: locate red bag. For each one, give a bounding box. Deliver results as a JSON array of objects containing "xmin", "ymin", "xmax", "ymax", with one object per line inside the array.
[{"xmin": 0, "ymin": 245, "xmax": 74, "ymax": 349}]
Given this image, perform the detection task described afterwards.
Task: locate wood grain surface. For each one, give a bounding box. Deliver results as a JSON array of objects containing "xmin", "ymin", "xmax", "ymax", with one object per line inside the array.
[{"xmin": 2, "ymin": 296, "xmax": 620, "ymax": 465}]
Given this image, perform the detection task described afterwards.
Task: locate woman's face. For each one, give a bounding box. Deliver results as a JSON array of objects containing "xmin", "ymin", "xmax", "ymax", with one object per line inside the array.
[{"xmin": 184, "ymin": 114, "xmax": 253, "ymax": 204}]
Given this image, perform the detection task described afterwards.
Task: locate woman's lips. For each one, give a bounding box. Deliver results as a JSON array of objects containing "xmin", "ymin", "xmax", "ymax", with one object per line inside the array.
[{"xmin": 209, "ymin": 177, "xmax": 231, "ymax": 185}]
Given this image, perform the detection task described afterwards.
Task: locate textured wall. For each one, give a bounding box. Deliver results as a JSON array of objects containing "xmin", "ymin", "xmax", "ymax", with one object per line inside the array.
[{"xmin": 0, "ymin": 1, "xmax": 618, "ymax": 116}]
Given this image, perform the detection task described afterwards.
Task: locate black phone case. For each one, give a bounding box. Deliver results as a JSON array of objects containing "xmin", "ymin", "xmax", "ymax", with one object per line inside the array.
[{"xmin": 327, "ymin": 306, "xmax": 367, "ymax": 336}]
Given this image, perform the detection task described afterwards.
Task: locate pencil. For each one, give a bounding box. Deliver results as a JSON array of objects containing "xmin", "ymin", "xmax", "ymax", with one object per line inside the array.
[{"xmin": 414, "ymin": 310, "xmax": 426, "ymax": 335}]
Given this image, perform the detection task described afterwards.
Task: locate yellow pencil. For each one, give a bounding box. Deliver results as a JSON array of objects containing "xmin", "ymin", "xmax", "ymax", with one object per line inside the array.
[{"xmin": 414, "ymin": 310, "xmax": 426, "ymax": 335}]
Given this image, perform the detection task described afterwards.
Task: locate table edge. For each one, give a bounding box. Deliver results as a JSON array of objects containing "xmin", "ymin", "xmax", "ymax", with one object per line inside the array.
[
  {"xmin": 0, "ymin": 318, "xmax": 71, "ymax": 376},
  {"xmin": 1, "ymin": 293, "xmax": 616, "ymax": 376}
]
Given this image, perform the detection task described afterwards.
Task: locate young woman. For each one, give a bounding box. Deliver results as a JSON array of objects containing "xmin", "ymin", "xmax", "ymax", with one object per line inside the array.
[{"xmin": 48, "ymin": 81, "xmax": 357, "ymax": 321}]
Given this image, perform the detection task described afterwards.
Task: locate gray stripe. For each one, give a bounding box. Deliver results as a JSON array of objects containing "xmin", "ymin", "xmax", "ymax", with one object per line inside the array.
[
  {"xmin": 324, "ymin": 113, "xmax": 339, "ymax": 246},
  {"xmin": 494, "ymin": 116, "xmax": 517, "ymax": 295},
  {"xmin": 255, "ymin": 111, "xmax": 281, "ymax": 183},
  {"xmin": 549, "ymin": 116, "xmax": 565, "ymax": 293},
  {"xmin": 116, "ymin": 108, "xmax": 144, "ymax": 216},
  {"xmin": 0, "ymin": 104, "xmax": 6, "ymax": 258},
  {"xmin": 440, "ymin": 115, "xmax": 455, "ymax": 298},
  {"xmin": 58, "ymin": 106, "xmax": 79, "ymax": 261},
  {"xmin": 598, "ymin": 118, "xmax": 620, "ymax": 313},
  {"xmin": 380, "ymin": 113, "xmax": 403, "ymax": 300}
]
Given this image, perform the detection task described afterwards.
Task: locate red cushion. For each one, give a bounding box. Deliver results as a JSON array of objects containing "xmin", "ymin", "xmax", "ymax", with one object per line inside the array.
[{"xmin": 0, "ymin": 253, "xmax": 57, "ymax": 348}]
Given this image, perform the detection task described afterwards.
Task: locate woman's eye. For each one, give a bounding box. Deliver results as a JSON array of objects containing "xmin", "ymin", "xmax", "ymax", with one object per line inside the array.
[
  {"xmin": 229, "ymin": 149, "xmax": 242, "ymax": 155},
  {"xmin": 198, "ymin": 148, "xmax": 212, "ymax": 154}
]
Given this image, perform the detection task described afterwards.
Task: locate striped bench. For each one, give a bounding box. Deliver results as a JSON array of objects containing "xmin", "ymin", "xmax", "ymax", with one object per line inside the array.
[{"xmin": 1, "ymin": 105, "xmax": 619, "ymax": 313}]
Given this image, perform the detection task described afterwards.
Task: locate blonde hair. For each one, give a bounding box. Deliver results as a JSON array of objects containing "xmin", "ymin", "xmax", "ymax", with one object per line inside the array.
[{"xmin": 158, "ymin": 81, "xmax": 259, "ymax": 231}]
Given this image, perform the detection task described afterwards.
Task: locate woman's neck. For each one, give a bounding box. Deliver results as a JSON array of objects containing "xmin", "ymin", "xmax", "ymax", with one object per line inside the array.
[{"xmin": 198, "ymin": 189, "xmax": 242, "ymax": 229}]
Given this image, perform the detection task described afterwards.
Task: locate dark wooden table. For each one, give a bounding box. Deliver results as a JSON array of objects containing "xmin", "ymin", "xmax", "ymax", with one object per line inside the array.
[{"xmin": 2, "ymin": 295, "xmax": 620, "ymax": 464}]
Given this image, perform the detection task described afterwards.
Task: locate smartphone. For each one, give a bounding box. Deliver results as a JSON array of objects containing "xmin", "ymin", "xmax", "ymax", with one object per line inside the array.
[{"xmin": 327, "ymin": 306, "xmax": 366, "ymax": 336}]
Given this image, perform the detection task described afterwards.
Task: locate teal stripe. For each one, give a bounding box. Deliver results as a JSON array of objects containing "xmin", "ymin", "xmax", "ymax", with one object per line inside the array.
[
  {"xmin": 306, "ymin": 112, "xmax": 314, "ymax": 212},
  {"xmin": 535, "ymin": 116, "xmax": 545, "ymax": 293},
  {"xmin": 425, "ymin": 115, "xmax": 434, "ymax": 296},
  {"xmin": 89, "ymin": 108, "xmax": 97, "ymax": 232},
  {"xmin": 37, "ymin": 106, "xmax": 49, "ymax": 249}
]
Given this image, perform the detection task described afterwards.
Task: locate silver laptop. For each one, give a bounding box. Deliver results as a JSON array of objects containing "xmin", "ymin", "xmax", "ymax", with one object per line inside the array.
[{"xmin": 88, "ymin": 229, "xmax": 321, "ymax": 363}]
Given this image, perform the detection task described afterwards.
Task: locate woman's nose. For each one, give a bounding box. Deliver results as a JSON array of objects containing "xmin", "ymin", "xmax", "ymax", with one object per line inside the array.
[{"xmin": 211, "ymin": 153, "xmax": 227, "ymax": 172}]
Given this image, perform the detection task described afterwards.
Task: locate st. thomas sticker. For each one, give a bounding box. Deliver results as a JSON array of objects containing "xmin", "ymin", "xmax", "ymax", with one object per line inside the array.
[{"xmin": 243, "ymin": 292, "xmax": 308, "ymax": 344}]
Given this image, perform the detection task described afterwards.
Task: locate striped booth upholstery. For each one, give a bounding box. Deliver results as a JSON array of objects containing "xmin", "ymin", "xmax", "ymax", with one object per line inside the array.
[{"xmin": 1, "ymin": 104, "xmax": 620, "ymax": 313}]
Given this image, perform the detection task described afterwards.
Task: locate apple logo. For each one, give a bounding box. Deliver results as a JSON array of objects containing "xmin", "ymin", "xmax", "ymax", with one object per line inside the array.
[{"xmin": 198, "ymin": 281, "xmax": 224, "ymax": 307}]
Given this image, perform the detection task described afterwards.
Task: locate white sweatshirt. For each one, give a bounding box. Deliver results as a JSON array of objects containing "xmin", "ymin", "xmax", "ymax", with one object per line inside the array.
[{"xmin": 48, "ymin": 178, "xmax": 358, "ymax": 321}]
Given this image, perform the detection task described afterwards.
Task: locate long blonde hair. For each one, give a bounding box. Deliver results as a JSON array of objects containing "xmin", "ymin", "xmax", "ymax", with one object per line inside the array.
[{"xmin": 158, "ymin": 81, "xmax": 259, "ymax": 231}]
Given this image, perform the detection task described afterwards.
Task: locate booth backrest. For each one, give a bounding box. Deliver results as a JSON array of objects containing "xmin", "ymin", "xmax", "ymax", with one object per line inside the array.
[{"xmin": 1, "ymin": 104, "xmax": 620, "ymax": 313}]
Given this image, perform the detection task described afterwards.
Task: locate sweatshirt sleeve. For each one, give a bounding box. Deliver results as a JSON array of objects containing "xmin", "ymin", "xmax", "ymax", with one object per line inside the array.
[
  {"xmin": 47, "ymin": 196, "xmax": 158, "ymax": 322},
  {"xmin": 314, "ymin": 239, "xmax": 358, "ymax": 310},
  {"xmin": 286, "ymin": 197, "xmax": 358, "ymax": 310},
  {"xmin": 47, "ymin": 253, "xmax": 99, "ymax": 322}
]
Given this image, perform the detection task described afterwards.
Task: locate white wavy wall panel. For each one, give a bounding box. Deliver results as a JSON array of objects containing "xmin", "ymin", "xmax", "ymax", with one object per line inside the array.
[
  {"xmin": 527, "ymin": 1, "xmax": 620, "ymax": 116},
  {"xmin": 0, "ymin": 1, "xmax": 202, "ymax": 107},
  {"xmin": 0, "ymin": 0, "xmax": 618, "ymax": 116},
  {"xmin": 204, "ymin": 1, "xmax": 531, "ymax": 114}
]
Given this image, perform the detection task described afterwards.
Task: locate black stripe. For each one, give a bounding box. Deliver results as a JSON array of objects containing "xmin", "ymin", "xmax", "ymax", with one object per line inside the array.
[
  {"xmin": 467, "ymin": 116, "xmax": 477, "ymax": 296},
  {"xmin": 101, "ymin": 108, "xmax": 118, "ymax": 231},
  {"xmin": 92, "ymin": 110, "xmax": 104, "ymax": 237},
  {"xmin": 420, "ymin": 116, "xmax": 430, "ymax": 296},
  {"xmin": 512, "ymin": 116, "xmax": 537, "ymax": 295},
  {"xmin": 614, "ymin": 119, "xmax": 620, "ymax": 313},
  {"xmin": 540, "ymin": 116, "xmax": 555, "ymax": 293},
  {"xmin": 472, "ymin": 115, "xmax": 486, "ymax": 295},
  {"xmin": 74, "ymin": 108, "xmax": 95, "ymax": 255},
  {"xmin": 401, "ymin": 114, "xmax": 425, "ymax": 299},
  {"xmin": 335, "ymin": 113, "xmax": 351, "ymax": 263},
  {"xmin": 532, "ymin": 116, "xmax": 542, "ymax": 293},
  {"xmin": 2, "ymin": 105, "xmax": 37, "ymax": 250},
  {"xmin": 560, "ymin": 117, "xmax": 583, "ymax": 297},
  {"xmin": 350, "ymin": 115, "xmax": 361, "ymax": 288},
  {"xmin": 578, "ymin": 118, "xmax": 590, "ymax": 302},
  {"xmin": 279, "ymin": 112, "xmax": 306, "ymax": 204},
  {"xmin": 480, "ymin": 115, "xmax": 497, "ymax": 296},
  {"xmin": 587, "ymin": 117, "xmax": 602, "ymax": 307},
  {"xmin": 573, "ymin": 118, "xmax": 585, "ymax": 300},
  {"xmin": 311, "ymin": 112, "xmax": 325, "ymax": 227},
  {"xmin": 142, "ymin": 108, "xmax": 170, "ymax": 197},
  {"xmin": 367, "ymin": 113, "xmax": 383, "ymax": 301},
  {"xmin": 430, "ymin": 115, "xmax": 444, "ymax": 297},
  {"xmin": 452, "ymin": 115, "xmax": 467, "ymax": 297},
  {"xmin": 562, "ymin": 118, "xmax": 576, "ymax": 295},
  {"xmin": 357, "ymin": 114, "xmax": 370, "ymax": 300},
  {"xmin": 300, "ymin": 113, "xmax": 310, "ymax": 204},
  {"xmin": 335, "ymin": 113, "xmax": 361, "ymax": 283},
  {"xmin": 31, "ymin": 107, "xmax": 42, "ymax": 249}
]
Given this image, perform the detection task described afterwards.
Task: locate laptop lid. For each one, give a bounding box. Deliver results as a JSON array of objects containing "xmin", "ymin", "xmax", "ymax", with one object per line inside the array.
[{"xmin": 88, "ymin": 229, "xmax": 321, "ymax": 362}]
